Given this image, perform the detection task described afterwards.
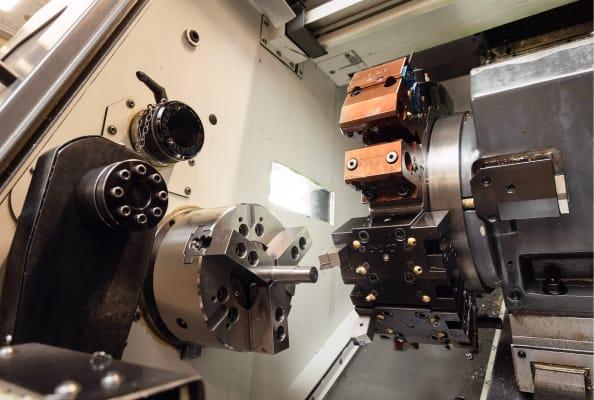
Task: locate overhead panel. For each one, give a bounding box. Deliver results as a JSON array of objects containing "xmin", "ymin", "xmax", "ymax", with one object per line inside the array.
[{"xmin": 306, "ymin": 0, "xmax": 576, "ymax": 85}]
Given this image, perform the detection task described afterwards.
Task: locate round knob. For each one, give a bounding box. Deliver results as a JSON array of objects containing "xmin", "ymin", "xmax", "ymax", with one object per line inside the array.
[{"xmin": 130, "ymin": 101, "xmax": 205, "ymax": 165}]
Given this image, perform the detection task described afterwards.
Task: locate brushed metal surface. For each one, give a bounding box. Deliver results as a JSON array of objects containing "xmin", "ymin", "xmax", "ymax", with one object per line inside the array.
[{"xmin": 426, "ymin": 112, "xmax": 482, "ymax": 291}]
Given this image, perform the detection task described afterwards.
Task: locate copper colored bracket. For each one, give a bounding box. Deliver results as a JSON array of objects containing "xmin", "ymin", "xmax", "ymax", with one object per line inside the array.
[
  {"xmin": 339, "ymin": 57, "xmax": 424, "ymax": 143},
  {"xmin": 344, "ymin": 140, "xmax": 422, "ymax": 207}
]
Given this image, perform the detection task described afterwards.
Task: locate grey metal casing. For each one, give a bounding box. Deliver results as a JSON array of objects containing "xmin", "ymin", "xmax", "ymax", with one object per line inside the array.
[{"xmin": 470, "ymin": 37, "xmax": 593, "ymax": 316}]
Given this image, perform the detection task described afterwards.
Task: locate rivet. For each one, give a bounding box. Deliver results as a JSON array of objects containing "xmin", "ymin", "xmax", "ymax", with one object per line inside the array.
[
  {"xmin": 421, "ymin": 294, "xmax": 431, "ymax": 303},
  {"xmin": 126, "ymin": 99, "xmax": 135, "ymax": 108},
  {"xmin": 352, "ymin": 240, "xmax": 361, "ymax": 250},
  {"xmin": 413, "ymin": 265, "xmax": 423, "ymax": 276},
  {"xmin": 184, "ymin": 186, "xmax": 192, "ymax": 195},
  {"xmin": 407, "ymin": 237, "xmax": 417, "ymax": 247},
  {"xmin": 376, "ymin": 314, "xmax": 385, "ymax": 321},
  {"xmin": 101, "ymin": 371, "xmax": 123, "ymax": 389},
  {"xmin": 54, "ymin": 381, "xmax": 82, "ymax": 397},
  {"xmin": 0, "ymin": 346, "xmax": 14, "ymax": 358},
  {"xmin": 382, "ymin": 253, "xmax": 390, "ymax": 262},
  {"xmin": 107, "ymin": 125, "xmax": 118, "ymax": 135}
]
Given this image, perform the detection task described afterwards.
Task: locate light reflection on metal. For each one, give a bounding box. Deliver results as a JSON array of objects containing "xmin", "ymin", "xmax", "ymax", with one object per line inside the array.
[{"xmin": 269, "ymin": 161, "xmax": 334, "ymax": 224}]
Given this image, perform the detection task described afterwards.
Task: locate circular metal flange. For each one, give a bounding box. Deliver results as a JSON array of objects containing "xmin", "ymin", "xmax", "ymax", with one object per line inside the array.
[
  {"xmin": 76, "ymin": 159, "xmax": 168, "ymax": 231},
  {"xmin": 130, "ymin": 101, "xmax": 205, "ymax": 165},
  {"xmin": 142, "ymin": 204, "xmax": 315, "ymax": 354},
  {"xmin": 426, "ymin": 113, "xmax": 487, "ymax": 291}
]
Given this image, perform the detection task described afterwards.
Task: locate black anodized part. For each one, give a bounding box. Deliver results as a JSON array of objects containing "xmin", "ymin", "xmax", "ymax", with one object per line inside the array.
[{"xmin": 0, "ymin": 136, "xmax": 166, "ymax": 358}]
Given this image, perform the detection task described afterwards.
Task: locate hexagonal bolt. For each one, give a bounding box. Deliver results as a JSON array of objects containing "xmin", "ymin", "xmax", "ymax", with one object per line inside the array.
[
  {"xmin": 135, "ymin": 214, "xmax": 147, "ymax": 225},
  {"xmin": 149, "ymin": 173, "xmax": 162, "ymax": 184},
  {"xmin": 355, "ymin": 265, "xmax": 368, "ymax": 275},
  {"xmin": 117, "ymin": 205, "xmax": 131, "ymax": 217},
  {"xmin": 133, "ymin": 164, "xmax": 146, "ymax": 175},
  {"xmin": 398, "ymin": 183, "xmax": 411, "ymax": 197},
  {"xmin": 346, "ymin": 158, "xmax": 358, "ymax": 170},
  {"xmin": 365, "ymin": 292, "xmax": 377, "ymax": 302},
  {"xmin": 118, "ymin": 169, "xmax": 131, "ymax": 181},
  {"xmin": 385, "ymin": 151, "xmax": 398, "ymax": 164},
  {"xmin": 157, "ymin": 191, "xmax": 168, "ymax": 201},
  {"xmin": 110, "ymin": 187, "xmax": 124, "ymax": 198}
]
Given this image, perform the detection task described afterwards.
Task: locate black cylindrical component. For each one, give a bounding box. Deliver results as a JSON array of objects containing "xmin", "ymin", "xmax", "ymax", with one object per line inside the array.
[
  {"xmin": 76, "ymin": 159, "xmax": 168, "ymax": 230},
  {"xmin": 130, "ymin": 101, "xmax": 205, "ymax": 165}
]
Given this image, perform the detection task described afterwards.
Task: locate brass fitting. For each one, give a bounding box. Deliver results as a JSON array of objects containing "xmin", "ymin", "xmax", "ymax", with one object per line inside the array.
[
  {"xmin": 365, "ymin": 292, "xmax": 377, "ymax": 302},
  {"xmin": 413, "ymin": 265, "xmax": 423, "ymax": 276},
  {"xmin": 355, "ymin": 265, "xmax": 368, "ymax": 275}
]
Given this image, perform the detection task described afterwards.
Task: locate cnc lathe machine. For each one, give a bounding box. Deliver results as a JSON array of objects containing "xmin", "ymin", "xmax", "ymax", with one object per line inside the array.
[{"xmin": 0, "ymin": 1, "xmax": 590, "ymax": 399}]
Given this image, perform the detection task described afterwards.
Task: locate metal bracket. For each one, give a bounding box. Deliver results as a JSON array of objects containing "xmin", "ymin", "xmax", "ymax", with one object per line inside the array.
[
  {"xmin": 260, "ymin": 15, "xmax": 306, "ymax": 77},
  {"xmin": 470, "ymin": 148, "xmax": 569, "ymax": 222},
  {"xmin": 286, "ymin": 1, "xmax": 327, "ymax": 58}
]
